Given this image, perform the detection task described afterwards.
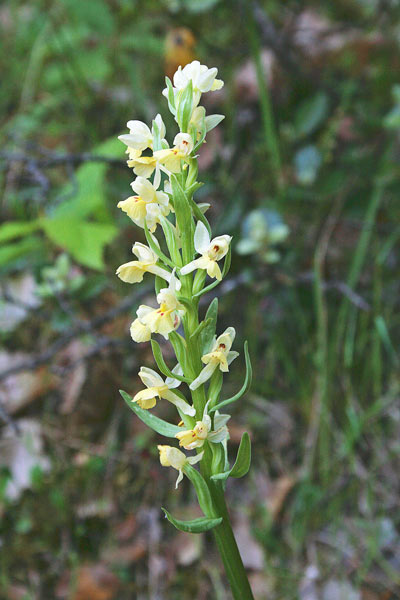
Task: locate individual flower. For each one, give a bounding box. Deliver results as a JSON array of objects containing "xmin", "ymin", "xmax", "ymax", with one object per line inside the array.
[
  {"xmin": 133, "ymin": 367, "xmax": 195, "ymax": 416},
  {"xmin": 175, "ymin": 403, "xmax": 230, "ymax": 450},
  {"xmin": 117, "ymin": 176, "xmax": 170, "ymax": 231},
  {"xmin": 130, "ymin": 271, "xmax": 184, "ymax": 342},
  {"xmin": 163, "ymin": 60, "xmax": 224, "ymax": 107},
  {"xmin": 158, "ymin": 445, "xmax": 203, "ymax": 488},
  {"xmin": 153, "ymin": 133, "xmax": 194, "ymax": 173},
  {"xmin": 118, "ymin": 114, "xmax": 166, "ymax": 152},
  {"xmin": 116, "ymin": 242, "xmax": 173, "ymax": 285},
  {"xmin": 180, "ymin": 221, "xmax": 231, "ymax": 281},
  {"xmin": 190, "ymin": 327, "xmax": 239, "ymax": 391}
]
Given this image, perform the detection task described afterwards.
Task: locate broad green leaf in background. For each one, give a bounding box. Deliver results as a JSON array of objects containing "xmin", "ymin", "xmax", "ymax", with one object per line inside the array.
[
  {"xmin": 294, "ymin": 92, "xmax": 329, "ymax": 139},
  {"xmin": 41, "ymin": 217, "xmax": 117, "ymax": 271}
]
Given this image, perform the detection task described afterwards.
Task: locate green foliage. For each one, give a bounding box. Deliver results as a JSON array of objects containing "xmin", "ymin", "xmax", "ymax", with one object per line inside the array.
[
  {"xmin": 119, "ymin": 390, "xmax": 182, "ymax": 437},
  {"xmin": 162, "ymin": 508, "xmax": 222, "ymax": 533}
]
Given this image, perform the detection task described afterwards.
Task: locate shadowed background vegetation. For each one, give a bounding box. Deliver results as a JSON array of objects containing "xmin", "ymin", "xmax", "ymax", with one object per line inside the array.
[{"xmin": 1, "ymin": 1, "xmax": 400, "ymax": 598}]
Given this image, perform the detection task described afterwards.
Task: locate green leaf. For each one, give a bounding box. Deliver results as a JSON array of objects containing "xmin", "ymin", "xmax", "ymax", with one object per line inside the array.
[
  {"xmin": 189, "ymin": 197, "xmax": 211, "ymax": 237},
  {"xmin": 119, "ymin": 390, "xmax": 181, "ymax": 437},
  {"xmin": 183, "ymin": 463, "xmax": 216, "ymax": 517},
  {"xmin": 0, "ymin": 236, "xmax": 44, "ymax": 269},
  {"xmin": 211, "ymin": 341, "xmax": 252, "ymax": 412},
  {"xmin": 0, "ymin": 221, "xmax": 40, "ymax": 243},
  {"xmin": 41, "ymin": 217, "xmax": 116, "ymax": 270},
  {"xmin": 162, "ymin": 508, "xmax": 222, "ymax": 533},
  {"xmin": 169, "ymin": 331, "xmax": 191, "ymax": 377},
  {"xmin": 230, "ymin": 432, "xmax": 251, "ymax": 477},
  {"xmin": 211, "ymin": 432, "xmax": 251, "ymax": 481},
  {"xmin": 193, "ymin": 245, "xmax": 231, "ymax": 298},
  {"xmin": 159, "ymin": 215, "xmax": 182, "ymax": 267},
  {"xmin": 53, "ymin": 136, "xmax": 122, "ymax": 222},
  {"xmin": 176, "ymin": 79, "xmax": 194, "ymax": 133},
  {"xmin": 200, "ymin": 298, "xmax": 218, "ymax": 353},
  {"xmin": 151, "ymin": 340, "xmax": 190, "ymax": 383},
  {"xmin": 189, "ymin": 317, "xmax": 211, "ymax": 343},
  {"xmin": 170, "ymin": 175, "xmax": 194, "ymax": 264},
  {"xmin": 294, "ymin": 92, "xmax": 329, "ymax": 138},
  {"xmin": 205, "ymin": 114, "xmax": 225, "ymax": 132},
  {"xmin": 144, "ymin": 222, "xmax": 174, "ymax": 268}
]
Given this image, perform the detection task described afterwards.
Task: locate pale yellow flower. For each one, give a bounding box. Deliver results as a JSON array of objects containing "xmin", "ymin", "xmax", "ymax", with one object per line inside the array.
[
  {"xmin": 116, "ymin": 242, "xmax": 172, "ymax": 285},
  {"xmin": 180, "ymin": 221, "xmax": 231, "ymax": 281},
  {"xmin": 133, "ymin": 367, "xmax": 195, "ymax": 417},
  {"xmin": 175, "ymin": 403, "xmax": 230, "ymax": 450},
  {"xmin": 117, "ymin": 176, "xmax": 170, "ymax": 231},
  {"xmin": 158, "ymin": 444, "xmax": 203, "ymax": 487},
  {"xmin": 190, "ymin": 328, "xmax": 239, "ymax": 391},
  {"xmin": 130, "ymin": 271, "xmax": 184, "ymax": 342}
]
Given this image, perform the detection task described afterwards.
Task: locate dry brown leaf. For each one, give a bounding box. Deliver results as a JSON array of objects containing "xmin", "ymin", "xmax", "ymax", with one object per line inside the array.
[
  {"xmin": 265, "ymin": 475, "xmax": 296, "ymax": 520},
  {"xmin": 0, "ymin": 351, "xmax": 54, "ymax": 414},
  {"xmin": 70, "ymin": 564, "xmax": 120, "ymax": 600},
  {"xmin": 102, "ymin": 540, "xmax": 147, "ymax": 566}
]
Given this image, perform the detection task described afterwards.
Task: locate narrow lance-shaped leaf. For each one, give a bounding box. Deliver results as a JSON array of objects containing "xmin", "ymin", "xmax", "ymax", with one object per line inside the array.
[
  {"xmin": 210, "ymin": 341, "xmax": 252, "ymax": 412},
  {"xmin": 119, "ymin": 390, "xmax": 181, "ymax": 437},
  {"xmin": 189, "ymin": 196, "xmax": 212, "ymax": 237},
  {"xmin": 162, "ymin": 508, "xmax": 222, "ymax": 533},
  {"xmin": 159, "ymin": 215, "xmax": 182, "ymax": 267},
  {"xmin": 211, "ymin": 432, "xmax": 251, "ymax": 482},
  {"xmin": 200, "ymin": 298, "xmax": 218, "ymax": 353},
  {"xmin": 151, "ymin": 339, "xmax": 190, "ymax": 383},
  {"xmin": 176, "ymin": 79, "xmax": 193, "ymax": 133},
  {"xmin": 190, "ymin": 318, "xmax": 212, "ymax": 344},
  {"xmin": 183, "ymin": 463, "xmax": 217, "ymax": 518},
  {"xmin": 170, "ymin": 175, "xmax": 194, "ymax": 264},
  {"xmin": 144, "ymin": 221, "xmax": 174, "ymax": 269}
]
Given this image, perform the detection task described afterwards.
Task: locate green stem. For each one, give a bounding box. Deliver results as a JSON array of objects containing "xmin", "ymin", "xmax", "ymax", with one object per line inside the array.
[
  {"xmin": 209, "ymin": 482, "xmax": 255, "ymax": 600},
  {"xmin": 176, "ymin": 158, "xmax": 254, "ymax": 598}
]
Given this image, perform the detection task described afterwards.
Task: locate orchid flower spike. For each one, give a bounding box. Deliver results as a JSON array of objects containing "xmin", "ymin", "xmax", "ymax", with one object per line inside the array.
[
  {"xmin": 130, "ymin": 270, "xmax": 184, "ymax": 342},
  {"xmin": 175, "ymin": 401, "xmax": 230, "ymax": 450},
  {"xmin": 158, "ymin": 445, "xmax": 203, "ymax": 488},
  {"xmin": 180, "ymin": 221, "xmax": 231, "ymax": 281},
  {"xmin": 116, "ymin": 242, "xmax": 172, "ymax": 285},
  {"xmin": 190, "ymin": 327, "xmax": 239, "ymax": 391},
  {"xmin": 117, "ymin": 176, "xmax": 170, "ymax": 231},
  {"xmin": 133, "ymin": 367, "xmax": 195, "ymax": 416}
]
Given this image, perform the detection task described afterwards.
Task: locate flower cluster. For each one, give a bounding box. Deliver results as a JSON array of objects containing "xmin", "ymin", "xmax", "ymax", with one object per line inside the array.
[{"xmin": 116, "ymin": 60, "xmax": 242, "ymax": 488}]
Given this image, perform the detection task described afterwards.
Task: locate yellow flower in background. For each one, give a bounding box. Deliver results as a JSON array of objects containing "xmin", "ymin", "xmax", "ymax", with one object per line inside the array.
[
  {"xmin": 116, "ymin": 242, "xmax": 173, "ymax": 285},
  {"xmin": 117, "ymin": 176, "xmax": 170, "ymax": 231},
  {"xmin": 176, "ymin": 402, "xmax": 230, "ymax": 450},
  {"xmin": 133, "ymin": 367, "xmax": 195, "ymax": 416},
  {"xmin": 158, "ymin": 445, "xmax": 203, "ymax": 487},
  {"xmin": 180, "ymin": 221, "xmax": 231, "ymax": 281},
  {"xmin": 190, "ymin": 327, "xmax": 239, "ymax": 391},
  {"xmin": 130, "ymin": 271, "xmax": 184, "ymax": 342}
]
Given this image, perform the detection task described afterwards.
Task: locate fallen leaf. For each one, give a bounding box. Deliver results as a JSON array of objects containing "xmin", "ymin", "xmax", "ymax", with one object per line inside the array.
[
  {"xmin": 69, "ymin": 564, "xmax": 120, "ymax": 600},
  {"xmin": 0, "ymin": 352, "xmax": 54, "ymax": 414}
]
